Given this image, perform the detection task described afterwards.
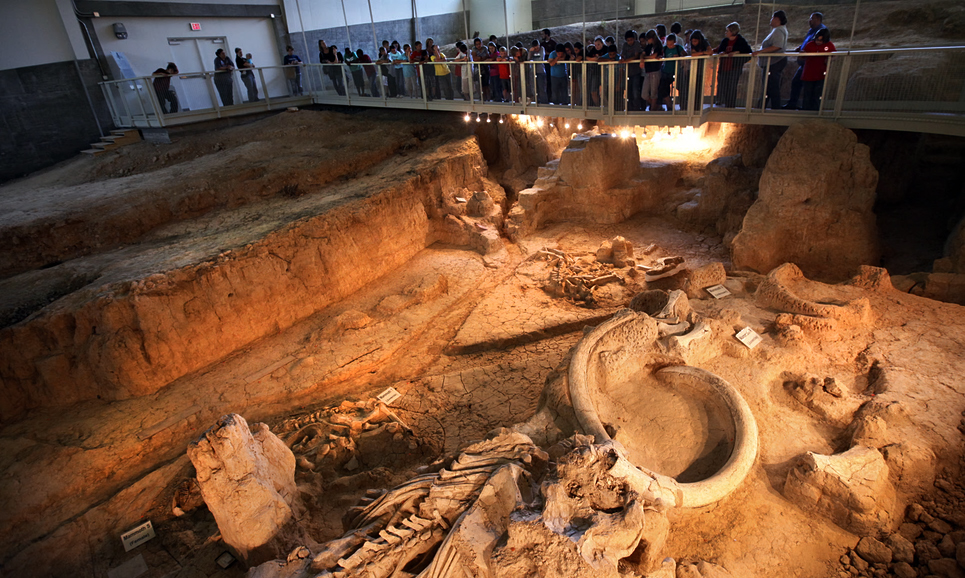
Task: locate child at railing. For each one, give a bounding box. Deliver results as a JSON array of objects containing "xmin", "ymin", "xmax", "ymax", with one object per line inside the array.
[
  {"xmin": 640, "ymin": 30, "xmax": 664, "ymax": 111},
  {"xmin": 151, "ymin": 62, "xmax": 179, "ymax": 113},
  {"xmin": 801, "ymin": 29, "xmax": 835, "ymax": 110}
]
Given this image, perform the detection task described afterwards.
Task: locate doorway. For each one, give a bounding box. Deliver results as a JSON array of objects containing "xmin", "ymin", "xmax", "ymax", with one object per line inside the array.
[{"xmin": 167, "ymin": 36, "xmax": 234, "ymax": 111}]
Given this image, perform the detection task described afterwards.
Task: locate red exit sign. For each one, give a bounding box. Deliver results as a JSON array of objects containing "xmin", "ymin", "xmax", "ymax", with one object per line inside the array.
[{"xmin": 189, "ymin": 22, "xmax": 201, "ymax": 31}]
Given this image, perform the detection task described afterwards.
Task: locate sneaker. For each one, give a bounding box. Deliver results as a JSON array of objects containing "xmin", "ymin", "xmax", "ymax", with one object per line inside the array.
[{"xmin": 781, "ymin": 103, "xmax": 798, "ymax": 110}]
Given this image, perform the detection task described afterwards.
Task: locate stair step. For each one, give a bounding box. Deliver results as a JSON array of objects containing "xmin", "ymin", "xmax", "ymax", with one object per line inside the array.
[
  {"xmin": 81, "ymin": 148, "xmax": 105, "ymax": 155},
  {"xmin": 91, "ymin": 142, "xmax": 115, "ymax": 150}
]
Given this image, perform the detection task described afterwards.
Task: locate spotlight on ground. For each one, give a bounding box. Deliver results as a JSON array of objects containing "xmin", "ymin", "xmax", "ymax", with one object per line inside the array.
[
  {"xmin": 536, "ymin": 118, "xmax": 544, "ymax": 127},
  {"xmin": 464, "ymin": 114, "xmax": 471, "ymax": 122},
  {"xmin": 577, "ymin": 123, "xmax": 583, "ymax": 130},
  {"xmin": 620, "ymin": 130, "xmax": 630, "ymax": 139},
  {"xmin": 564, "ymin": 122, "xmax": 570, "ymax": 129}
]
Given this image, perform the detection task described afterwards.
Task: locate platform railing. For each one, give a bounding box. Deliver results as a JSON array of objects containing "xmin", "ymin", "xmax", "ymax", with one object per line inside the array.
[{"xmin": 100, "ymin": 45, "xmax": 965, "ymax": 137}]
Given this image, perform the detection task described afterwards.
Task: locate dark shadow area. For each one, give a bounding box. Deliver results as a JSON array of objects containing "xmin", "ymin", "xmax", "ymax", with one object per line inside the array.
[{"xmin": 859, "ymin": 130, "xmax": 965, "ymax": 275}]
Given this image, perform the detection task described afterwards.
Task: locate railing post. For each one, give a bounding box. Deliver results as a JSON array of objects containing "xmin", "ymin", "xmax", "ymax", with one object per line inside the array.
[
  {"xmin": 520, "ymin": 61, "xmax": 528, "ymax": 115},
  {"xmin": 607, "ymin": 62, "xmax": 615, "ymax": 122},
  {"xmin": 377, "ymin": 65, "xmax": 387, "ymax": 105},
  {"xmin": 343, "ymin": 65, "xmax": 353, "ymax": 105},
  {"xmin": 817, "ymin": 55, "xmax": 832, "ymax": 115},
  {"xmin": 743, "ymin": 57, "xmax": 757, "ymax": 113},
  {"xmin": 832, "ymin": 53, "xmax": 852, "ymax": 120},
  {"xmin": 206, "ymin": 72, "xmax": 223, "ymax": 118},
  {"xmin": 467, "ymin": 61, "xmax": 475, "ymax": 106},
  {"xmin": 101, "ymin": 83, "xmax": 121, "ymax": 127},
  {"xmin": 419, "ymin": 66, "xmax": 429, "ymax": 108},
  {"xmin": 258, "ymin": 68, "xmax": 271, "ymax": 108},
  {"xmin": 142, "ymin": 78, "xmax": 165, "ymax": 128},
  {"xmin": 582, "ymin": 62, "xmax": 587, "ymax": 116},
  {"xmin": 688, "ymin": 57, "xmax": 698, "ymax": 120}
]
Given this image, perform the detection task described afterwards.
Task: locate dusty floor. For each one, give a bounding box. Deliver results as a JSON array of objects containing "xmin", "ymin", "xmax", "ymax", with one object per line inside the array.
[{"xmin": 1, "ymin": 94, "xmax": 964, "ymax": 578}]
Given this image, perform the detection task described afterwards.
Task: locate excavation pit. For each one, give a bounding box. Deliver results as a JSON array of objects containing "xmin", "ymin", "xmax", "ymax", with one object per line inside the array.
[{"xmin": 602, "ymin": 369, "xmax": 737, "ymax": 484}]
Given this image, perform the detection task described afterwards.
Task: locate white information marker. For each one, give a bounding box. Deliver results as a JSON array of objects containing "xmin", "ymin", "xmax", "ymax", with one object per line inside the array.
[
  {"xmin": 107, "ymin": 554, "xmax": 148, "ymax": 578},
  {"xmin": 735, "ymin": 327, "xmax": 763, "ymax": 350},
  {"xmin": 120, "ymin": 520, "xmax": 156, "ymax": 552},
  {"xmin": 376, "ymin": 387, "xmax": 402, "ymax": 405},
  {"xmin": 705, "ymin": 284, "xmax": 732, "ymax": 299}
]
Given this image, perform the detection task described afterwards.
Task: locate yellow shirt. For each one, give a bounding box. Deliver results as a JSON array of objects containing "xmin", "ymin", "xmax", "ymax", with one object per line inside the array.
[{"xmin": 431, "ymin": 55, "xmax": 449, "ymax": 76}]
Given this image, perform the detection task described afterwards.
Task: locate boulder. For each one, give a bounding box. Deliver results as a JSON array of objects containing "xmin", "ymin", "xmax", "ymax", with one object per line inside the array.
[
  {"xmin": 783, "ymin": 445, "xmax": 898, "ymax": 534},
  {"xmin": 855, "ymin": 536, "xmax": 893, "ymax": 564},
  {"xmin": 187, "ymin": 414, "xmax": 301, "ymax": 564},
  {"xmin": 731, "ymin": 121, "xmax": 880, "ymax": 281},
  {"xmin": 557, "ymin": 133, "xmax": 640, "ymax": 190}
]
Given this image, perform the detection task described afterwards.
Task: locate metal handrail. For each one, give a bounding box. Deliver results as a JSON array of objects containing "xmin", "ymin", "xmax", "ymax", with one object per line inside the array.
[{"xmin": 98, "ymin": 45, "xmax": 965, "ymax": 137}]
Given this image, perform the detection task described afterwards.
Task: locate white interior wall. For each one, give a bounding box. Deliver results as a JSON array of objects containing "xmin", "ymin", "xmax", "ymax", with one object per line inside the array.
[
  {"xmin": 284, "ymin": 0, "xmax": 462, "ymax": 32},
  {"xmin": 0, "ymin": 0, "xmax": 77, "ymax": 70},
  {"xmin": 94, "ymin": 16, "xmax": 282, "ymax": 76},
  {"xmin": 635, "ymin": 0, "xmax": 658, "ymax": 16}
]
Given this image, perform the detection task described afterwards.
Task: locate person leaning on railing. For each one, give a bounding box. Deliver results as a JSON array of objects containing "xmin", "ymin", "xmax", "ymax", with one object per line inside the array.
[
  {"xmin": 586, "ymin": 36, "xmax": 606, "ymax": 107},
  {"xmin": 640, "ymin": 30, "xmax": 664, "ymax": 112},
  {"xmin": 213, "ymin": 48, "xmax": 235, "ymax": 106},
  {"xmin": 431, "ymin": 45, "xmax": 453, "ymax": 100},
  {"xmin": 568, "ymin": 42, "xmax": 584, "ymax": 107},
  {"xmin": 283, "ymin": 45, "xmax": 304, "ymax": 96},
  {"xmin": 528, "ymin": 40, "xmax": 546, "ymax": 104},
  {"xmin": 453, "ymin": 42, "xmax": 470, "ymax": 99},
  {"xmin": 547, "ymin": 44, "xmax": 569, "ymax": 105},
  {"xmin": 152, "ymin": 62, "xmax": 179, "ymax": 113},
  {"xmin": 752, "ymin": 10, "xmax": 789, "ymax": 109},
  {"xmin": 622, "ymin": 30, "xmax": 643, "ymax": 111},
  {"xmin": 801, "ymin": 28, "xmax": 835, "ymax": 110},
  {"xmin": 661, "ymin": 34, "xmax": 686, "ymax": 111},
  {"xmin": 235, "ymin": 47, "xmax": 258, "ymax": 102},
  {"xmin": 784, "ymin": 12, "xmax": 827, "ymax": 109},
  {"xmin": 389, "ymin": 42, "xmax": 406, "ymax": 97},
  {"xmin": 713, "ymin": 23, "xmax": 752, "ymax": 108}
]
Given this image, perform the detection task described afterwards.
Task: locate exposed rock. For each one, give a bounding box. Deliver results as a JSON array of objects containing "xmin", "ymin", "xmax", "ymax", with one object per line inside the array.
[
  {"xmin": 507, "ymin": 131, "xmax": 687, "ymax": 239},
  {"xmin": 679, "ymin": 154, "xmax": 759, "ymax": 244},
  {"xmin": 856, "ymin": 536, "xmax": 894, "ymax": 565},
  {"xmin": 731, "ymin": 121, "xmax": 880, "ymax": 281},
  {"xmin": 783, "ymin": 445, "xmax": 898, "ymax": 534},
  {"xmin": 887, "ymin": 532, "xmax": 916, "ymax": 564},
  {"xmin": 892, "ymin": 561, "xmax": 917, "ymax": 578},
  {"xmin": 928, "ymin": 557, "xmax": 965, "ymax": 578},
  {"xmin": 187, "ymin": 414, "xmax": 301, "ymax": 564},
  {"xmin": 685, "ymin": 262, "xmax": 727, "ymax": 299}
]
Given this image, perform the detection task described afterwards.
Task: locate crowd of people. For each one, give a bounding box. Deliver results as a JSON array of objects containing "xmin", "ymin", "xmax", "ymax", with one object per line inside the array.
[
  {"xmin": 150, "ymin": 12, "xmax": 836, "ymax": 113},
  {"xmin": 310, "ymin": 12, "xmax": 835, "ymax": 112}
]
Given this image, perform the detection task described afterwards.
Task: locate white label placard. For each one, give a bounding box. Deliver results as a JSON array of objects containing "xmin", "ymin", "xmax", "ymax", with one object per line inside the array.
[
  {"xmin": 735, "ymin": 327, "xmax": 762, "ymax": 350},
  {"xmin": 120, "ymin": 521, "xmax": 155, "ymax": 552},
  {"xmin": 376, "ymin": 387, "xmax": 402, "ymax": 405},
  {"xmin": 705, "ymin": 284, "xmax": 731, "ymax": 299}
]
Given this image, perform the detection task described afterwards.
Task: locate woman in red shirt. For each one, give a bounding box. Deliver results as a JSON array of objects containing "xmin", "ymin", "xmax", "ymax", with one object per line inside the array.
[{"xmin": 801, "ymin": 29, "xmax": 835, "ymax": 110}]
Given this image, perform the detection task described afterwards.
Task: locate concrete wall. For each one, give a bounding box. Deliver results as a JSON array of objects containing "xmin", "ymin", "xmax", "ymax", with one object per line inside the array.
[
  {"xmin": 93, "ymin": 15, "xmax": 283, "ymax": 76},
  {"xmin": 532, "ymin": 0, "xmax": 635, "ymax": 30},
  {"xmin": 288, "ymin": 12, "xmax": 470, "ymax": 63},
  {"xmin": 469, "ymin": 0, "xmax": 531, "ymax": 37},
  {"xmin": 0, "ymin": 60, "xmax": 110, "ymax": 182}
]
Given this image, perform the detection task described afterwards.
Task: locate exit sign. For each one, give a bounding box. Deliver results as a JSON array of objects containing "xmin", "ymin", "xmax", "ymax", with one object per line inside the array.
[{"xmin": 190, "ymin": 22, "xmax": 201, "ymax": 31}]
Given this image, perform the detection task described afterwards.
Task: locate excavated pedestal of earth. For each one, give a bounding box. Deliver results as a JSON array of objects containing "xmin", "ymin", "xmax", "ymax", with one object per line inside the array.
[{"xmin": 3, "ymin": 105, "xmax": 965, "ymax": 578}]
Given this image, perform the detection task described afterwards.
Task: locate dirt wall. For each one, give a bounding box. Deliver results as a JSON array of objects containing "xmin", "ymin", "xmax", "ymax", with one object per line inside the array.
[{"xmin": 0, "ymin": 139, "xmax": 499, "ymax": 421}]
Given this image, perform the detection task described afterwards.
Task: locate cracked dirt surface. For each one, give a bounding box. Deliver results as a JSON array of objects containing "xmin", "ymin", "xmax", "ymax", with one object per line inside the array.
[{"xmin": 1, "ymin": 107, "xmax": 965, "ymax": 578}]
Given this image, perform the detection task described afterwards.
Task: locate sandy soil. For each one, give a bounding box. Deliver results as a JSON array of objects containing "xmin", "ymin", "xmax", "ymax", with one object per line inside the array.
[{"xmin": 1, "ymin": 36, "xmax": 964, "ymax": 576}]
